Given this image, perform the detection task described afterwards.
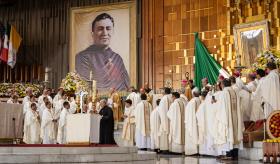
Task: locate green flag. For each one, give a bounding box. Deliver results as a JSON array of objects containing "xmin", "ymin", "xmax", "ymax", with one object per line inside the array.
[{"xmin": 194, "ymin": 32, "xmax": 229, "ymax": 90}]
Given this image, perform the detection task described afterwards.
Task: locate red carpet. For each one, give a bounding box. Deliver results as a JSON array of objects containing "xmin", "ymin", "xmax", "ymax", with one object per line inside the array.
[{"xmin": 0, "ymin": 144, "xmax": 118, "ymax": 147}]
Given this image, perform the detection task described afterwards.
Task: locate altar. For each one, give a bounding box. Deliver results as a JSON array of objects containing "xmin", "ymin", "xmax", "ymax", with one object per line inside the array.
[
  {"xmin": 66, "ymin": 113, "xmax": 101, "ymax": 144},
  {"xmin": 0, "ymin": 103, "xmax": 23, "ymax": 140}
]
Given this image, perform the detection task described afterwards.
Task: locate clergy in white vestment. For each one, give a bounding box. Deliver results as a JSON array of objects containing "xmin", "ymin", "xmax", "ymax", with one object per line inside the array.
[
  {"xmin": 254, "ymin": 62, "xmax": 280, "ymax": 117},
  {"xmin": 88, "ymin": 100, "xmax": 101, "ymax": 114},
  {"xmin": 196, "ymin": 91, "xmax": 208, "ymax": 155},
  {"xmin": 126, "ymin": 86, "xmax": 141, "ymax": 108},
  {"xmin": 57, "ymin": 101, "xmax": 70, "ymax": 144},
  {"xmin": 150, "ymin": 99, "xmax": 161, "ymax": 152},
  {"xmin": 214, "ymin": 79, "xmax": 243, "ymax": 160},
  {"xmin": 41, "ymin": 101, "xmax": 56, "ymax": 144},
  {"xmin": 69, "ymin": 97, "xmax": 77, "ymax": 114},
  {"xmin": 23, "ymin": 103, "xmax": 41, "ymax": 144},
  {"xmin": 39, "ymin": 97, "xmax": 49, "ymax": 119},
  {"xmin": 245, "ymin": 73, "xmax": 264, "ymax": 121},
  {"xmin": 53, "ymin": 92, "xmax": 68, "ymax": 141},
  {"xmin": 53, "ymin": 88, "xmax": 63, "ymax": 106},
  {"xmin": 167, "ymin": 92, "xmax": 185, "ymax": 153},
  {"xmin": 185, "ymin": 88, "xmax": 201, "ymax": 155},
  {"xmin": 54, "ymin": 92, "xmax": 68, "ymax": 117},
  {"xmin": 251, "ymin": 69, "xmax": 266, "ymax": 121},
  {"xmin": 201, "ymin": 78, "xmax": 211, "ymax": 92},
  {"xmin": 179, "ymin": 89, "xmax": 188, "ymax": 107},
  {"xmin": 22, "ymin": 87, "xmax": 33, "ymax": 106},
  {"xmin": 245, "ymin": 74, "xmax": 257, "ymax": 92},
  {"xmin": 121, "ymin": 99, "xmax": 136, "ymax": 146},
  {"xmin": 230, "ymin": 76, "xmax": 251, "ymax": 122},
  {"xmin": 158, "ymin": 87, "xmax": 173, "ymax": 152},
  {"xmin": 7, "ymin": 95, "xmax": 19, "ymax": 104},
  {"xmin": 233, "ymin": 71, "xmax": 245, "ymax": 90},
  {"xmin": 23, "ymin": 95, "xmax": 37, "ymax": 115},
  {"xmin": 197, "ymin": 90, "xmax": 220, "ymax": 156},
  {"xmin": 134, "ymin": 93, "xmax": 152, "ymax": 150},
  {"xmin": 38, "ymin": 89, "xmax": 53, "ymax": 107}
]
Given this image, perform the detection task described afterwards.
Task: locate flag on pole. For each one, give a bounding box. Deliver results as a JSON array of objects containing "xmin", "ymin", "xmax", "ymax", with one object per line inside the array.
[
  {"xmin": 7, "ymin": 25, "xmax": 22, "ymax": 68},
  {"xmin": 0, "ymin": 22, "xmax": 4, "ymax": 60},
  {"xmin": 194, "ymin": 32, "xmax": 230, "ymax": 89},
  {"xmin": 0, "ymin": 24, "xmax": 10, "ymax": 63}
]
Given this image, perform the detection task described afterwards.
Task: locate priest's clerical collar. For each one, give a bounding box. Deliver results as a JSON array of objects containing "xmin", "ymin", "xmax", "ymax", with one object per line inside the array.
[{"xmin": 91, "ymin": 44, "xmax": 111, "ymax": 51}]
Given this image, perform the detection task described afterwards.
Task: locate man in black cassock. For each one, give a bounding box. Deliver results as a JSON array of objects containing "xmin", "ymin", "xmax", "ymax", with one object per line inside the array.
[{"xmin": 97, "ymin": 99, "xmax": 116, "ymax": 144}]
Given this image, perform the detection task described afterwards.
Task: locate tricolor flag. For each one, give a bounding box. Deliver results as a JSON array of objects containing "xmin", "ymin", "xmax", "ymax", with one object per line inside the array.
[
  {"xmin": 194, "ymin": 32, "xmax": 230, "ymax": 89},
  {"xmin": 7, "ymin": 25, "xmax": 22, "ymax": 68},
  {"xmin": 0, "ymin": 24, "xmax": 10, "ymax": 63}
]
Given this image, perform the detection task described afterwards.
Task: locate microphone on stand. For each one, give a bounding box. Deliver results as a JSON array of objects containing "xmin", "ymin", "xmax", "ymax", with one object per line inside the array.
[{"xmin": 12, "ymin": 117, "xmax": 17, "ymax": 144}]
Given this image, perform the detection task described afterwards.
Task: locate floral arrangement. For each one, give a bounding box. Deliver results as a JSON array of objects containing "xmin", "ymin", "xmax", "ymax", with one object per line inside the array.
[
  {"xmin": 60, "ymin": 72, "xmax": 89, "ymax": 95},
  {"xmin": 242, "ymin": 49, "xmax": 280, "ymax": 74},
  {"xmin": 0, "ymin": 83, "xmax": 42, "ymax": 98}
]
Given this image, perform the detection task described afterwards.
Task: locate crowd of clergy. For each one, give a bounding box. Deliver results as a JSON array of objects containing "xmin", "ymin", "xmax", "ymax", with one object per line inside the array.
[
  {"xmin": 2, "ymin": 61, "xmax": 279, "ymax": 161},
  {"xmin": 121, "ymin": 62, "xmax": 280, "ymax": 161},
  {"xmin": 4, "ymin": 87, "xmax": 120, "ymax": 145}
]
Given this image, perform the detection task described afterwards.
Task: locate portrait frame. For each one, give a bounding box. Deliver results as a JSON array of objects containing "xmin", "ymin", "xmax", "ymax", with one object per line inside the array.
[
  {"xmin": 69, "ymin": 1, "xmax": 137, "ymax": 89},
  {"xmin": 233, "ymin": 20, "xmax": 270, "ymax": 67}
]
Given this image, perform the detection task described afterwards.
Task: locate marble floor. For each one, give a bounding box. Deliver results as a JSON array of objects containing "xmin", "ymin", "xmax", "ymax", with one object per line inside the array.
[{"xmin": 157, "ymin": 154, "xmax": 259, "ymax": 164}]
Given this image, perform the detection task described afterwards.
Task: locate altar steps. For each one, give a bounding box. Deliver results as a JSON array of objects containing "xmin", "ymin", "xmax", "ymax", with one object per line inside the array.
[
  {"xmin": 0, "ymin": 146, "xmax": 156, "ymax": 163},
  {"xmin": 240, "ymin": 141, "xmax": 263, "ymax": 161}
]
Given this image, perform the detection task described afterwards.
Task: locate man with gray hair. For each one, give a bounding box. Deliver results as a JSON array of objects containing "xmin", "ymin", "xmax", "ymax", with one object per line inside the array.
[{"xmin": 95, "ymin": 98, "xmax": 116, "ymax": 144}]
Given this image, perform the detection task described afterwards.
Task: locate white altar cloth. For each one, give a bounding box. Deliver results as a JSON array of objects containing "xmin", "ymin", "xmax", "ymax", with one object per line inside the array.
[{"xmin": 66, "ymin": 113, "xmax": 101, "ymax": 144}]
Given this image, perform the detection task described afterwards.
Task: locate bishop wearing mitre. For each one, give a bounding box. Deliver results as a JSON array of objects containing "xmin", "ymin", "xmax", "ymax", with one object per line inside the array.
[
  {"xmin": 185, "ymin": 88, "xmax": 201, "ymax": 155},
  {"xmin": 167, "ymin": 92, "xmax": 185, "ymax": 153},
  {"xmin": 23, "ymin": 103, "xmax": 41, "ymax": 144},
  {"xmin": 158, "ymin": 87, "xmax": 172, "ymax": 152},
  {"xmin": 134, "ymin": 93, "xmax": 152, "ymax": 150},
  {"xmin": 108, "ymin": 88, "xmax": 123, "ymax": 129}
]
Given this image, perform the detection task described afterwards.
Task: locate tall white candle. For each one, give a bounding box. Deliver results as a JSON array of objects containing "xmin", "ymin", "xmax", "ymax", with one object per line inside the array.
[
  {"xmin": 89, "ymin": 71, "xmax": 92, "ymax": 81},
  {"xmin": 44, "ymin": 67, "xmax": 49, "ymax": 82},
  {"xmin": 92, "ymin": 80, "xmax": 97, "ymax": 100}
]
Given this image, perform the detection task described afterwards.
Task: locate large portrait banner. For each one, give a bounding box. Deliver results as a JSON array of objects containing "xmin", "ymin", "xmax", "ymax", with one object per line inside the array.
[{"xmin": 70, "ymin": 1, "xmax": 137, "ymax": 91}]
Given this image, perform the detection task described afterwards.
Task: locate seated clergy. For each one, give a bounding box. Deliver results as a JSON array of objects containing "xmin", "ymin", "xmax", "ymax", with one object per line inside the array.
[{"xmin": 23, "ymin": 103, "xmax": 41, "ymax": 144}]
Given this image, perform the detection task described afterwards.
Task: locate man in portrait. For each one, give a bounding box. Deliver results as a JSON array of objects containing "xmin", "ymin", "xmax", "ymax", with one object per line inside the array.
[{"xmin": 75, "ymin": 13, "xmax": 130, "ymax": 91}]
